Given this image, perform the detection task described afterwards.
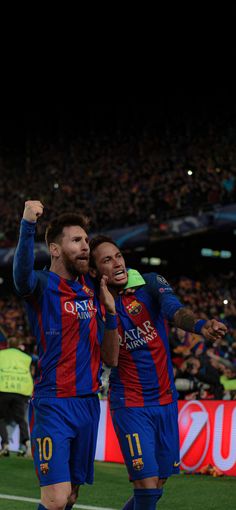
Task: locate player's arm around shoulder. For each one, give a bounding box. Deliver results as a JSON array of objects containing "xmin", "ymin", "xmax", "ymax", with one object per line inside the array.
[{"xmin": 13, "ymin": 201, "xmax": 44, "ymax": 296}]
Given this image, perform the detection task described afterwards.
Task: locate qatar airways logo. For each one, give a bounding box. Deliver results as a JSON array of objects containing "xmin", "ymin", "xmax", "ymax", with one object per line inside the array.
[
  {"xmin": 178, "ymin": 401, "xmax": 236, "ymax": 474},
  {"xmin": 64, "ymin": 299, "xmax": 97, "ymax": 320},
  {"xmin": 119, "ymin": 320, "xmax": 158, "ymax": 350}
]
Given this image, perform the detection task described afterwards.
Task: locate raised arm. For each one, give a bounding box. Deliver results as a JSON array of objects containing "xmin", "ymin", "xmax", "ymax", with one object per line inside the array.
[{"xmin": 13, "ymin": 201, "xmax": 44, "ymax": 296}]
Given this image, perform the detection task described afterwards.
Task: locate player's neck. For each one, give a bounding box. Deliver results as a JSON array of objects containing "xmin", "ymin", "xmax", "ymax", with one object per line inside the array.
[
  {"xmin": 108, "ymin": 285, "xmax": 124, "ymax": 299},
  {"xmin": 49, "ymin": 260, "xmax": 79, "ymax": 281}
]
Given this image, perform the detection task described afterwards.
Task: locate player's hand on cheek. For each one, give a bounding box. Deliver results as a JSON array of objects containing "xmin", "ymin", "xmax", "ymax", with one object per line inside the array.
[{"xmin": 100, "ymin": 275, "xmax": 116, "ymax": 314}]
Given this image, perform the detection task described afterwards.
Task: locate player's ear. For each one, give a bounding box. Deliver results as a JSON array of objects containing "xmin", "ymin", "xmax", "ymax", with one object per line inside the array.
[
  {"xmin": 49, "ymin": 242, "xmax": 61, "ymax": 258},
  {"xmin": 89, "ymin": 267, "xmax": 97, "ymax": 278}
]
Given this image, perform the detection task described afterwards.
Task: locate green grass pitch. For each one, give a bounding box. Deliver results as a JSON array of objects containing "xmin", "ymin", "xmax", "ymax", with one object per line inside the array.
[{"xmin": 0, "ymin": 455, "xmax": 235, "ymax": 509}]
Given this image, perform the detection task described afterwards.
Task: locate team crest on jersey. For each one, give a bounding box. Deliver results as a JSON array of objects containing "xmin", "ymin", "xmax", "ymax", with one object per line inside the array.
[
  {"xmin": 40, "ymin": 463, "xmax": 49, "ymax": 475},
  {"xmin": 82, "ymin": 285, "xmax": 94, "ymax": 297},
  {"xmin": 126, "ymin": 300, "xmax": 142, "ymax": 316},
  {"xmin": 132, "ymin": 458, "xmax": 144, "ymax": 470}
]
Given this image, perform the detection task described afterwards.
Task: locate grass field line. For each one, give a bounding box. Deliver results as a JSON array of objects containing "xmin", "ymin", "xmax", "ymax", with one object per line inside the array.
[{"xmin": 0, "ymin": 493, "xmax": 116, "ymax": 510}]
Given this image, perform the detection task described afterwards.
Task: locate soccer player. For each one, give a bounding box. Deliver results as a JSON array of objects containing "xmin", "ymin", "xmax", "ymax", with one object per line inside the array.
[
  {"xmin": 89, "ymin": 235, "xmax": 227, "ymax": 510},
  {"xmin": 13, "ymin": 202, "xmax": 119, "ymax": 510}
]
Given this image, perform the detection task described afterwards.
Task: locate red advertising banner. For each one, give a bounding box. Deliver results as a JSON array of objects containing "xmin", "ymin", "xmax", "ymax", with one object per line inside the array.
[
  {"xmin": 105, "ymin": 405, "xmax": 124, "ymax": 463},
  {"xmin": 178, "ymin": 400, "xmax": 236, "ymax": 476},
  {"xmin": 104, "ymin": 400, "xmax": 236, "ymax": 476}
]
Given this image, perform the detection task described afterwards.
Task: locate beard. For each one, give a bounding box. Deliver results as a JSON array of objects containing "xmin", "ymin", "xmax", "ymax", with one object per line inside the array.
[{"xmin": 62, "ymin": 253, "xmax": 89, "ymax": 277}]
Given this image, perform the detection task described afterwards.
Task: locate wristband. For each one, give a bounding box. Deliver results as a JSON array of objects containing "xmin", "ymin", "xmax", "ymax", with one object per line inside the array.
[
  {"xmin": 194, "ymin": 319, "xmax": 207, "ymax": 334},
  {"xmin": 105, "ymin": 312, "xmax": 118, "ymax": 330}
]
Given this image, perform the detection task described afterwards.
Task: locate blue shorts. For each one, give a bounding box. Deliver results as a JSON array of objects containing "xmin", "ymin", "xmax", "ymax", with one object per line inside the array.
[
  {"xmin": 111, "ymin": 401, "xmax": 180, "ymax": 481},
  {"xmin": 29, "ymin": 395, "xmax": 100, "ymax": 487}
]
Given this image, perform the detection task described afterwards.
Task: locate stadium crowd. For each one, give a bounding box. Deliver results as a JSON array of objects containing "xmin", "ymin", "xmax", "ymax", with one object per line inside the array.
[
  {"xmin": 1, "ymin": 112, "xmax": 236, "ymax": 246},
  {"xmin": 1, "ymin": 271, "xmax": 236, "ymax": 400},
  {"xmin": 1, "ymin": 107, "xmax": 236, "ymax": 400},
  {"xmin": 170, "ymin": 272, "xmax": 236, "ymax": 400}
]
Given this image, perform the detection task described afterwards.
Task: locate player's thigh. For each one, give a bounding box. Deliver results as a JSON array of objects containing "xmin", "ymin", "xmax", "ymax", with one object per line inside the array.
[
  {"xmin": 69, "ymin": 396, "xmax": 100, "ymax": 485},
  {"xmin": 29, "ymin": 398, "xmax": 72, "ymax": 486},
  {"xmin": 155, "ymin": 401, "xmax": 180, "ymax": 478},
  {"xmin": 41, "ymin": 481, "xmax": 71, "ymax": 510},
  {"xmin": 111, "ymin": 407, "xmax": 159, "ymax": 480}
]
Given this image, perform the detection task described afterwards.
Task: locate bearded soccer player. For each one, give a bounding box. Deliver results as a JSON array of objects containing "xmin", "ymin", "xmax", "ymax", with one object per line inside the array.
[
  {"xmin": 13, "ymin": 202, "xmax": 119, "ymax": 510},
  {"xmin": 89, "ymin": 235, "xmax": 227, "ymax": 510}
]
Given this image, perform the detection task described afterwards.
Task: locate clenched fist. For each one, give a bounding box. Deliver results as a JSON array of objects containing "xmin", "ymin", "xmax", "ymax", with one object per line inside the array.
[
  {"xmin": 201, "ymin": 319, "xmax": 227, "ymax": 342},
  {"xmin": 23, "ymin": 201, "xmax": 44, "ymax": 223}
]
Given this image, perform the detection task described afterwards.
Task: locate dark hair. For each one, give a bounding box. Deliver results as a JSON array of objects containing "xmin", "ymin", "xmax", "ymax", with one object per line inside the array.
[
  {"xmin": 45, "ymin": 212, "xmax": 90, "ymax": 246},
  {"xmin": 89, "ymin": 235, "xmax": 119, "ymax": 268}
]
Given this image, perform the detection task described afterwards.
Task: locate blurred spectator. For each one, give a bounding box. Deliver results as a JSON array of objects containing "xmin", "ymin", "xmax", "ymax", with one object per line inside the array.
[
  {"xmin": 171, "ymin": 328, "xmax": 206, "ymax": 364},
  {"xmin": 0, "ymin": 336, "xmax": 33, "ymax": 456},
  {"xmin": 0, "ymin": 324, "xmax": 7, "ymax": 350},
  {"xmin": 0, "ymin": 295, "xmax": 29, "ymax": 339},
  {"xmin": 220, "ymin": 366, "xmax": 236, "ymax": 399},
  {"xmin": 168, "ymin": 271, "xmax": 236, "ymax": 400},
  {"xmin": 174, "ymin": 355, "xmax": 224, "ymax": 400},
  {"xmin": 1, "ymin": 110, "xmax": 236, "ymax": 243}
]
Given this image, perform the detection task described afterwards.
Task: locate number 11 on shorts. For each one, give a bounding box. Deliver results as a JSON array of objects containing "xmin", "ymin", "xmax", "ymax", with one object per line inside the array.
[{"xmin": 125, "ymin": 433, "xmax": 142, "ymax": 457}]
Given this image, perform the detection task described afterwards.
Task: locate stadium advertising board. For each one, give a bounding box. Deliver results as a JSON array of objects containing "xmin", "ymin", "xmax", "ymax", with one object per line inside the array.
[
  {"xmin": 103, "ymin": 400, "xmax": 236, "ymax": 476},
  {"xmin": 3, "ymin": 399, "xmax": 236, "ymax": 476}
]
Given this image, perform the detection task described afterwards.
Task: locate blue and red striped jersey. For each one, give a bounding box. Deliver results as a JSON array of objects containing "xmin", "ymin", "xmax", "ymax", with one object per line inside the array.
[
  {"xmin": 109, "ymin": 272, "xmax": 184, "ymax": 409},
  {"xmin": 13, "ymin": 220, "xmax": 103, "ymax": 398}
]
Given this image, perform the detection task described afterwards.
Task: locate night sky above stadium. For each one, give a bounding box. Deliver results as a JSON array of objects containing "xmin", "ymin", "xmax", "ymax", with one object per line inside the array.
[{"xmin": 0, "ymin": 89, "xmax": 235, "ymax": 140}]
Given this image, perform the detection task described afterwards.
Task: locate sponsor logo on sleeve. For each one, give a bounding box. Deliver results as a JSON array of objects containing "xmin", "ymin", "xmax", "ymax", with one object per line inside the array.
[{"xmin": 156, "ymin": 275, "xmax": 169, "ymax": 285}]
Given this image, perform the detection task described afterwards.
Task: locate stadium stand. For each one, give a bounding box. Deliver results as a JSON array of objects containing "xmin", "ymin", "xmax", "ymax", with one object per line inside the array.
[{"xmin": 1, "ymin": 110, "xmax": 236, "ymax": 245}]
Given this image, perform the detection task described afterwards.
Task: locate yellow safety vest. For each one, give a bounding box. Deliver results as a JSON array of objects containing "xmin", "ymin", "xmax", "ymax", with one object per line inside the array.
[{"xmin": 0, "ymin": 348, "xmax": 33, "ymax": 396}]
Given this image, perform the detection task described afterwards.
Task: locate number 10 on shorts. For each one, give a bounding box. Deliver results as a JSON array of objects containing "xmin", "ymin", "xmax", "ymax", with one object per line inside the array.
[{"xmin": 36, "ymin": 437, "xmax": 53, "ymax": 462}]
